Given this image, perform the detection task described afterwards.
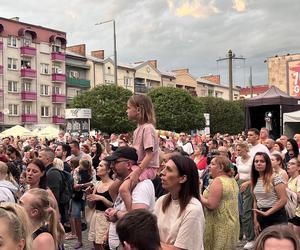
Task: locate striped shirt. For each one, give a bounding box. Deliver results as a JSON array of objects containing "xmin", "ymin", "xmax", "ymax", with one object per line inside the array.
[{"xmin": 253, "ymin": 175, "xmax": 284, "ymax": 209}]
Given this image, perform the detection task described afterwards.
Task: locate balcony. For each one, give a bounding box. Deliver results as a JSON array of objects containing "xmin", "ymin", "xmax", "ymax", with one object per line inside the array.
[
  {"xmin": 21, "ymin": 68, "xmax": 36, "ymax": 79},
  {"xmin": 21, "ymin": 114, "xmax": 37, "ymax": 123},
  {"xmin": 51, "ymin": 52, "xmax": 65, "ymax": 61},
  {"xmin": 52, "ymin": 115, "xmax": 65, "ymax": 124},
  {"xmin": 0, "ymin": 65, "xmax": 3, "ymax": 75},
  {"xmin": 134, "ymin": 84, "xmax": 149, "ymax": 94},
  {"xmin": 67, "ymin": 77, "xmax": 90, "ymax": 89},
  {"xmin": 0, "ymin": 41, "xmax": 3, "ymax": 50},
  {"xmin": 52, "ymin": 73, "xmax": 66, "ymax": 82},
  {"xmin": 52, "ymin": 94, "xmax": 66, "ymax": 103},
  {"xmin": 21, "ymin": 91, "xmax": 37, "ymax": 101},
  {"xmin": 20, "ymin": 46, "xmax": 36, "ymax": 57},
  {"xmin": 0, "ymin": 112, "xmax": 3, "ymax": 123}
]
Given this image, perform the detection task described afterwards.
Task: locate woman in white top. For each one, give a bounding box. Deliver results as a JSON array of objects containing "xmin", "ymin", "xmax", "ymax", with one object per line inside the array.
[
  {"xmin": 271, "ymin": 153, "xmax": 289, "ymax": 183},
  {"xmin": 235, "ymin": 142, "xmax": 255, "ymax": 249},
  {"xmin": 287, "ymin": 158, "xmax": 300, "ymax": 235},
  {"xmin": 154, "ymin": 155, "xmax": 205, "ymax": 250}
]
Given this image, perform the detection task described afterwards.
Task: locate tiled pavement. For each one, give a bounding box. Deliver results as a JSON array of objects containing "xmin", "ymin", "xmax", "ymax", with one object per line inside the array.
[{"xmin": 64, "ymin": 229, "xmax": 93, "ymax": 250}]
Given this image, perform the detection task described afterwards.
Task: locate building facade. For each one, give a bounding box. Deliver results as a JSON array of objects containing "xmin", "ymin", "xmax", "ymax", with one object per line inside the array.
[
  {"xmin": 0, "ymin": 17, "xmax": 66, "ymax": 130},
  {"xmin": 239, "ymin": 85, "xmax": 269, "ymax": 99},
  {"xmin": 267, "ymin": 53, "xmax": 300, "ymax": 97}
]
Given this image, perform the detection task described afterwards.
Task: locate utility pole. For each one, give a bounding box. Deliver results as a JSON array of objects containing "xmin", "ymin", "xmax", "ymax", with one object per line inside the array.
[
  {"xmin": 249, "ymin": 66, "xmax": 253, "ymax": 98},
  {"xmin": 217, "ymin": 50, "xmax": 245, "ymax": 101},
  {"xmin": 95, "ymin": 19, "xmax": 118, "ymax": 85}
]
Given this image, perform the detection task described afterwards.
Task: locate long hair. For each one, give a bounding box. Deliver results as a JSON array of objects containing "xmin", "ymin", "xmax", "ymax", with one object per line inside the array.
[
  {"xmin": 287, "ymin": 138, "xmax": 299, "ymax": 158},
  {"xmin": 29, "ymin": 159, "xmax": 47, "ymax": 189},
  {"xmin": 251, "ymin": 152, "xmax": 273, "ymax": 192},
  {"xmin": 91, "ymin": 142, "xmax": 102, "ymax": 159},
  {"xmin": 128, "ymin": 95, "xmax": 156, "ymax": 125},
  {"xmin": 26, "ymin": 188, "xmax": 58, "ymax": 248},
  {"xmin": 0, "ymin": 202, "xmax": 32, "ymax": 250},
  {"xmin": 162, "ymin": 155, "xmax": 199, "ymax": 216},
  {"xmin": 272, "ymin": 153, "xmax": 285, "ymax": 169}
]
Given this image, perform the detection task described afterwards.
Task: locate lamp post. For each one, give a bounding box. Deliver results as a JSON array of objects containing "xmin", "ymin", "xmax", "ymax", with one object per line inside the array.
[{"xmin": 95, "ymin": 19, "xmax": 118, "ymax": 85}]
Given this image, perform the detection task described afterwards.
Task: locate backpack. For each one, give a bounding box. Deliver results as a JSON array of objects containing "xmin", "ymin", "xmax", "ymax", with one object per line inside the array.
[
  {"xmin": 285, "ymin": 187, "xmax": 297, "ymax": 219},
  {"xmin": 48, "ymin": 168, "xmax": 73, "ymax": 205}
]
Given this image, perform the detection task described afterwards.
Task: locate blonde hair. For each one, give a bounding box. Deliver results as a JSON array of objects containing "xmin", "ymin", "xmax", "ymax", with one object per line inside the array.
[
  {"xmin": 236, "ymin": 142, "xmax": 249, "ymax": 152},
  {"xmin": 53, "ymin": 158, "xmax": 64, "ymax": 171},
  {"xmin": 0, "ymin": 161, "xmax": 8, "ymax": 175},
  {"xmin": 26, "ymin": 188, "xmax": 58, "ymax": 248},
  {"xmin": 0, "ymin": 202, "xmax": 32, "ymax": 250},
  {"xmin": 128, "ymin": 95, "xmax": 156, "ymax": 125},
  {"xmin": 213, "ymin": 155, "xmax": 233, "ymax": 177}
]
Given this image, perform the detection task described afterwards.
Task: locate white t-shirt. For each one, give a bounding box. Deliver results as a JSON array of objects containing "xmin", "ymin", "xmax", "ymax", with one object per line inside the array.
[
  {"xmin": 236, "ymin": 156, "xmax": 253, "ymax": 181},
  {"xmin": 108, "ymin": 179, "xmax": 155, "ymax": 249},
  {"xmin": 250, "ymin": 143, "xmax": 270, "ymax": 157},
  {"xmin": 154, "ymin": 195, "xmax": 205, "ymax": 250},
  {"xmin": 178, "ymin": 141, "xmax": 194, "ymax": 155}
]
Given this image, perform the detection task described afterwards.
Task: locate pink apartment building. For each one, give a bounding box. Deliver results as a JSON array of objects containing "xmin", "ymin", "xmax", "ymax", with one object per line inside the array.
[{"xmin": 0, "ymin": 17, "xmax": 66, "ymax": 130}]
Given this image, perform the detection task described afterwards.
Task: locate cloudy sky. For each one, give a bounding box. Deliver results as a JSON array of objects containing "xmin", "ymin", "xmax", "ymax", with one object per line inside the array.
[{"xmin": 1, "ymin": 0, "xmax": 299, "ymax": 86}]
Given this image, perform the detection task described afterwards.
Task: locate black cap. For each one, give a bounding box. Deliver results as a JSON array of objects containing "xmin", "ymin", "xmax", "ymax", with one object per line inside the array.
[{"xmin": 105, "ymin": 147, "xmax": 138, "ymax": 162}]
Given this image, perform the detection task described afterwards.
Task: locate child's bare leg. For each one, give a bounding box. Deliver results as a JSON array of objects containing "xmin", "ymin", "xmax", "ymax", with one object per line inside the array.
[{"xmin": 119, "ymin": 178, "xmax": 133, "ymax": 211}]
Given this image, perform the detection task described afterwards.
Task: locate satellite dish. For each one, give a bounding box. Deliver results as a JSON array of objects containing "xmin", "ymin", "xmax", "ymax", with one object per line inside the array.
[{"xmin": 3, "ymin": 109, "xmax": 9, "ymax": 115}]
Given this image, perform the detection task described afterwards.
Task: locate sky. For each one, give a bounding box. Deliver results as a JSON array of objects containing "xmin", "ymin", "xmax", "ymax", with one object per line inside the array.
[{"xmin": 1, "ymin": 0, "xmax": 300, "ymax": 87}]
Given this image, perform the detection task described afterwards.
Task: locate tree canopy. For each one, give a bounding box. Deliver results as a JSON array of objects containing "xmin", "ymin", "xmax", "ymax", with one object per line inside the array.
[
  {"xmin": 70, "ymin": 85, "xmax": 135, "ymax": 134},
  {"xmin": 148, "ymin": 87, "xmax": 205, "ymax": 132}
]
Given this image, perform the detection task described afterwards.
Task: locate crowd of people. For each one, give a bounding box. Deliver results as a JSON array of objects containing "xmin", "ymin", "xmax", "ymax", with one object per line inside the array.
[{"xmin": 0, "ymin": 94, "xmax": 300, "ymax": 250}]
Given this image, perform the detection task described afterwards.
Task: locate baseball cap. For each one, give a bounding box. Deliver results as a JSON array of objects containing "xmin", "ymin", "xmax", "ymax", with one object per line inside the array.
[{"xmin": 105, "ymin": 146, "xmax": 138, "ymax": 162}]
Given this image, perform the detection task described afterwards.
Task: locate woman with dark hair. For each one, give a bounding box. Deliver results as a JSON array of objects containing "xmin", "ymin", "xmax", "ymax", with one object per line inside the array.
[
  {"xmin": 87, "ymin": 159, "xmax": 113, "ymax": 250},
  {"xmin": 26, "ymin": 158, "xmax": 47, "ymax": 189},
  {"xmin": 271, "ymin": 153, "xmax": 288, "ymax": 183},
  {"xmin": 252, "ymin": 152, "xmax": 287, "ymax": 235},
  {"xmin": 285, "ymin": 139, "xmax": 299, "ymax": 164},
  {"xmin": 200, "ymin": 155, "xmax": 239, "ymax": 250},
  {"xmin": 90, "ymin": 143, "xmax": 102, "ymax": 170},
  {"xmin": 154, "ymin": 155, "xmax": 205, "ymax": 250},
  {"xmin": 254, "ymin": 224, "xmax": 300, "ymax": 250}
]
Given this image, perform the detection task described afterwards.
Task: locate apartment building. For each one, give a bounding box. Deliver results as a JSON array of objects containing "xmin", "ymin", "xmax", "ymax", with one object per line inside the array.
[
  {"xmin": 267, "ymin": 53, "xmax": 300, "ymax": 97},
  {"xmin": 197, "ymin": 76, "xmax": 240, "ymax": 100},
  {"xmin": 171, "ymin": 68, "xmax": 198, "ymax": 96},
  {"xmin": 0, "ymin": 17, "xmax": 66, "ymax": 130}
]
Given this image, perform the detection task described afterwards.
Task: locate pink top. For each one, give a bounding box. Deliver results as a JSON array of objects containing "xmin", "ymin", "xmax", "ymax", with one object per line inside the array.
[{"xmin": 133, "ymin": 123, "xmax": 159, "ymax": 169}]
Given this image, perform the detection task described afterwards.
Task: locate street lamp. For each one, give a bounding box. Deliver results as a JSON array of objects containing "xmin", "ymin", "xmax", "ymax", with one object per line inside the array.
[{"xmin": 95, "ymin": 19, "xmax": 118, "ymax": 85}]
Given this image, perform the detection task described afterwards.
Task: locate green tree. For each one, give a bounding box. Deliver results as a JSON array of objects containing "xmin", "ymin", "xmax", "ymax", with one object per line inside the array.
[
  {"xmin": 70, "ymin": 85, "xmax": 135, "ymax": 134},
  {"xmin": 199, "ymin": 97, "xmax": 245, "ymax": 134},
  {"xmin": 148, "ymin": 87, "xmax": 205, "ymax": 132}
]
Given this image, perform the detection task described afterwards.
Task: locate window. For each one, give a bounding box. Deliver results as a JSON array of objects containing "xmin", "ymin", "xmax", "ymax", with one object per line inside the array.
[
  {"xmin": 40, "ymin": 85, "xmax": 49, "ymax": 96},
  {"xmin": 53, "ymin": 106, "xmax": 61, "ymax": 116},
  {"xmin": 208, "ymin": 89, "xmax": 214, "ymax": 97},
  {"xmin": 52, "ymin": 44, "xmax": 61, "ymax": 53},
  {"xmin": 8, "ymin": 104, "xmax": 18, "ymax": 116},
  {"xmin": 8, "ymin": 58, "xmax": 18, "ymax": 70},
  {"xmin": 8, "ymin": 81, "xmax": 18, "ymax": 92},
  {"xmin": 69, "ymin": 70, "xmax": 79, "ymax": 79},
  {"xmin": 215, "ymin": 91, "xmax": 223, "ymax": 98},
  {"xmin": 41, "ymin": 106, "xmax": 50, "ymax": 117},
  {"xmin": 124, "ymin": 77, "xmax": 132, "ymax": 87},
  {"xmin": 41, "ymin": 63, "xmax": 49, "ymax": 74},
  {"xmin": 22, "ymin": 104, "xmax": 32, "ymax": 114},
  {"xmin": 23, "ymin": 38, "xmax": 32, "ymax": 47},
  {"xmin": 52, "ymin": 67, "xmax": 63, "ymax": 74},
  {"xmin": 7, "ymin": 36, "xmax": 17, "ymax": 47},
  {"xmin": 22, "ymin": 82, "xmax": 31, "ymax": 92},
  {"xmin": 21, "ymin": 59, "xmax": 31, "ymax": 69},
  {"xmin": 52, "ymin": 86, "xmax": 61, "ymax": 94}
]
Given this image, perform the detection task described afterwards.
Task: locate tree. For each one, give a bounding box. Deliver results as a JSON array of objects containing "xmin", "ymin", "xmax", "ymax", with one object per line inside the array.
[
  {"xmin": 199, "ymin": 97, "xmax": 245, "ymax": 134},
  {"xmin": 148, "ymin": 87, "xmax": 205, "ymax": 132},
  {"xmin": 70, "ymin": 85, "xmax": 135, "ymax": 134}
]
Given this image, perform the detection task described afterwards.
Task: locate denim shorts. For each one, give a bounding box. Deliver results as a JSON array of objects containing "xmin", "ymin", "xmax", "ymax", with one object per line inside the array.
[{"xmin": 70, "ymin": 199, "xmax": 85, "ymax": 218}]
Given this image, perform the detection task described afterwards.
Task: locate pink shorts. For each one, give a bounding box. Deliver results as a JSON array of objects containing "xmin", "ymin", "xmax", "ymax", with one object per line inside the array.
[{"xmin": 131, "ymin": 166, "xmax": 158, "ymax": 181}]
